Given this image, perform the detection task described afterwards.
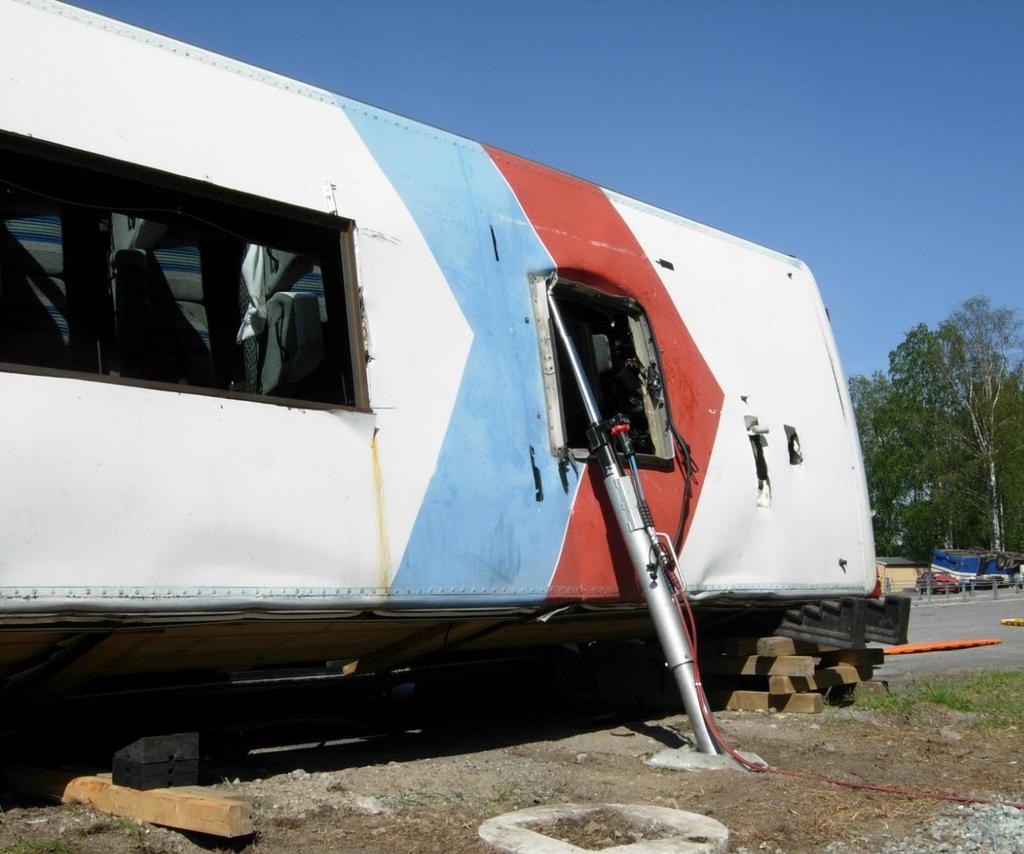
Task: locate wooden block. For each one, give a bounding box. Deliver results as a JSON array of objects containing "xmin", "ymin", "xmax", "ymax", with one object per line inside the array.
[
  {"xmin": 818, "ymin": 648, "xmax": 884, "ymax": 667},
  {"xmin": 710, "ymin": 690, "xmax": 823, "ymax": 714},
  {"xmin": 698, "ymin": 654, "xmax": 819, "ymax": 677},
  {"xmin": 768, "ymin": 664, "xmax": 873, "ymax": 694},
  {"xmin": 719, "ymin": 636, "xmax": 839, "ymax": 657},
  {"xmin": 852, "ymin": 680, "xmax": 889, "ymax": 696},
  {"xmin": 2, "ymin": 767, "xmax": 252, "ymax": 838},
  {"xmin": 757, "ymin": 637, "xmax": 840, "ymax": 657},
  {"xmin": 715, "ymin": 637, "xmax": 760, "ymax": 656}
]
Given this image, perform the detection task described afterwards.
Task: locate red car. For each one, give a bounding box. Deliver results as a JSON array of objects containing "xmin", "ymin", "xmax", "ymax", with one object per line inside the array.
[{"xmin": 917, "ymin": 571, "xmax": 961, "ymax": 594}]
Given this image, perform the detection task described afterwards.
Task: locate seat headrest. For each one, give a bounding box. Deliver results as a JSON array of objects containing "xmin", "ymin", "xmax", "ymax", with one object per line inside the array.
[
  {"xmin": 242, "ymin": 246, "xmax": 314, "ymax": 298},
  {"xmin": 111, "ymin": 213, "xmax": 168, "ymax": 253}
]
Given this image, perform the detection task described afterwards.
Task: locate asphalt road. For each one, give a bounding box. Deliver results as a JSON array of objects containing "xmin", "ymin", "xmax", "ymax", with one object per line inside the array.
[{"xmin": 874, "ymin": 588, "xmax": 1024, "ymax": 683}]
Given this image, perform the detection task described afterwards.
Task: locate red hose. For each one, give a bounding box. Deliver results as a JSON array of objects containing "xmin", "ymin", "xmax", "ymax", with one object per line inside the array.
[
  {"xmin": 657, "ymin": 423, "xmax": 1023, "ymax": 810},
  {"xmin": 669, "ymin": 591, "xmax": 1024, "ymax": 811}
]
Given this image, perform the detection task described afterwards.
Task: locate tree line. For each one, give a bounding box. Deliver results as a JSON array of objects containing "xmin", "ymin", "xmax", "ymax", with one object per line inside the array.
[{"xmin": 850, "ymin": 296, "xmax": 1024, "ymax": 559}]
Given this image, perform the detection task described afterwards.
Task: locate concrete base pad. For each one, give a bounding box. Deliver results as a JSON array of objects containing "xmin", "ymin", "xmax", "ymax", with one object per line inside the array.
[
  {"xmin": 479, "ymin": 803, "xmax": 728, "ymax": 853},
  {"xmin": 645, "ymin": 746, "xmax": 766, "ymax": 772}
]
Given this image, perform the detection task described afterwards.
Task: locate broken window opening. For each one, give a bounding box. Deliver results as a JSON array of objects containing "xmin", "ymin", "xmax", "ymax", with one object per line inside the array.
[
  {"xmin": 784, "ymin": 425, "xmax": 804, "ymax": 465},
  {"xmin": 745, "ymin": 416, "xmax": 772, "ymax": 508},
  {"xmin": 0, "ymin": 137, "xmax": 362, "ymax": 408},
  {"xmin": 546, "ymin": 280, "xmax": 672, "ymax": 462}
]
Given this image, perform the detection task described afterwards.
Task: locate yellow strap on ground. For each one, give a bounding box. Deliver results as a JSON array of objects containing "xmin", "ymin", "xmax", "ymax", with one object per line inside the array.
[{"xmin": 1000, "ymin": 618, "xmax": 1024, "ymax": 627}]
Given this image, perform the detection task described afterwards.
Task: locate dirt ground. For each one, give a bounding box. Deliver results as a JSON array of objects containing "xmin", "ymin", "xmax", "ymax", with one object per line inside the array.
[{"xmin": 2, "ymin": 695, "xmax": 1022, "ymax": 854}]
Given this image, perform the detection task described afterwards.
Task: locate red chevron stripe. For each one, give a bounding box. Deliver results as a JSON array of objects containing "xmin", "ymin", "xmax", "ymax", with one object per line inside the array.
[{"xmin": 484, "ymin": 147, "xmax": 724, "ymax": 601}]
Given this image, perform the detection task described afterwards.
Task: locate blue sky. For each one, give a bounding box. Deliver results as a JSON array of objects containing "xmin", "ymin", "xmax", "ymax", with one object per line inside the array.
[{"xmin": 69, "ymin": 0, "xmax": 1023, "ymax": 378}]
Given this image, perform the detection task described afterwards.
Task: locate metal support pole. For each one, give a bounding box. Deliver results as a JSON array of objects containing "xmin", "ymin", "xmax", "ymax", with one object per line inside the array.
[{"xmin": 546, "ymin": 283, "xmax": 720, "ymax": 755}]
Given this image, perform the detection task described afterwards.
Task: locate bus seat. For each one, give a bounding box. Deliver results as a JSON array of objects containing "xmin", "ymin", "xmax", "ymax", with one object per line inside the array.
[
  {"xmin": 238, "ymin": 247, "xmax": 313, "ymax": 341},
  {"xmin": 290, "ymin": 264, "xmax": 328, "ymax": 324},
  {"xmin": 111, "ymin": 214, "xmax": 213, "ymax": 386},
  {"xmin": 0, "ymin": 210, "xmax": 71, "ymax": 368},
  {"xmin": 239, "ymin": 245, "xmax": 326, "ymax": 395},
  {"xmin": 260, "ymin": 291, "xmax": 324, "ymax": 394}
]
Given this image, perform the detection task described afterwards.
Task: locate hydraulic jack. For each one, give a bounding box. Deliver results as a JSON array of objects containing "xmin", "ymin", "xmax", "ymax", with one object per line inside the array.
[{"xmin": 547, "ymin": 282, "xmax": 722, "ymax": 755}]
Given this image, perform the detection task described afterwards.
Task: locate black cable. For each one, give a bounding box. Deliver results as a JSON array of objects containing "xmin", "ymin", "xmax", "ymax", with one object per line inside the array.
[
  {"xmin": 636, "ymin": 307, "xmax": 699, "ymax": 552},
  {"xmin": 671, "ymin": 424, "xmax": 697, "ymax": 551}
]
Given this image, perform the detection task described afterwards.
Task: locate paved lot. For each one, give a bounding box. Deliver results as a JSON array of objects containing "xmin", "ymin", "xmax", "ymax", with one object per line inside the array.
[{"xmin": 875, "ymin": 588, "xmax": 1024, "ymax": 683}]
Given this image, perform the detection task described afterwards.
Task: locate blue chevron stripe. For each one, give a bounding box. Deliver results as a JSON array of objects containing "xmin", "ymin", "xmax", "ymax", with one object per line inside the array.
[{"xmin": 338, "ymin": 96, "xmax": 574, "ymax": 602}]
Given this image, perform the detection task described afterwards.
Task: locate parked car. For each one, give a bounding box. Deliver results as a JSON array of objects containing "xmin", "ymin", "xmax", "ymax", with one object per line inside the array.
[{"xmin": 916, "ymin": 571, "xmax": 961, "ymax": 594}]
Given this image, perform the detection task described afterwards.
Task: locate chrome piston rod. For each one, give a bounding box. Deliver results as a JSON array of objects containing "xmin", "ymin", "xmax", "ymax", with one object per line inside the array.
[{"xmin": 546, "ymin": 283, "xmax": 720, "ymax": 754}]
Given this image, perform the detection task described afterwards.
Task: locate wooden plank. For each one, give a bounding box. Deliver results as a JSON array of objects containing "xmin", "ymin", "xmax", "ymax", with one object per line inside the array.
[
  {"xmin": 0, "ymin": 631, "xmax": 71, "ymax": 644},
  {"xmin": 756, "ymin": 637, "xmax": 839, "ymax": 657},
  {"xmin": 22, "ymin": 614, "xmax": 656, "ymax": 677},
  {"xmin": 3, "ymin": 767, "xmax": 251, "ymax": 838},
  {"xmin": 709, "ymin": 690, "xmax": 823, "ymax": 714},
  {"xmin": 465, "ymin": 616, "xmax": 656, "ymax": 650},
  {"xmin": 0, "ymin": 615, "xmax": 659, "ymax": 681},
  {"xmin": 0, "ymin": 646, "xmax": 61, "ymax": 678},
  {"xmin": 17, "ymin": 633, "xmax": 150, "ymax": 702},
  {"xmin": 0, "ymin": 633, "xmax": 75, "ymax": 666},
  {"xmin": 343, "ymin": 619, "xmax": 500, "ymax": 675},
  {"xmin": 74, "ymin": 622, "xmax": 439, "ymax": 675},
  {"xmin": 768, "ymin": 664, "xmax": 873, "ymax": 695},
  {"xmin": 818, "ymin": 648, "xmax": 884, "ymax": 667},
  {"xmin": 713, "ymin": 637, "xmax": 760, "ymax": 656},
  {"xmin": 698, "ymin": 654, "xmax": 820, "ymax": 677},
  {"xmin": 0, "ymin": 643, "xmax": 62, "ymax": 665},
  {"xmin": 719, "ymin": 636, "xmax": 839, "ymax": 657}
]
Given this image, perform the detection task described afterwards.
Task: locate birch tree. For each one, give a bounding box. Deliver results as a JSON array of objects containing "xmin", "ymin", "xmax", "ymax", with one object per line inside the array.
[
  {"xmin": 851, "ymin": 297, "xmax": 1023, "ymax": 557},
  {"xmin": 935, "ymin": 297, "xmax": 1023, "ymax": 551}
]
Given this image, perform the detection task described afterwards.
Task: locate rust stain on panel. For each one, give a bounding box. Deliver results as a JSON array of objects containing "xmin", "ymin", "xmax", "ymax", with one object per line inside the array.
[{"xmin": 370, "ymin": 428, "xmax": 392, "ymax": 590}]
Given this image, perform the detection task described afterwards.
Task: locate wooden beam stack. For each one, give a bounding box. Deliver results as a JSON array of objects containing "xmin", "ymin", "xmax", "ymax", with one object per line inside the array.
[
  {"xmin": 2, "ymin": 766, "xmax": 252, "ymax": 838},
  {"xmin": 699, "ymin": 635, "xmax": 885, "ymax": 714}
]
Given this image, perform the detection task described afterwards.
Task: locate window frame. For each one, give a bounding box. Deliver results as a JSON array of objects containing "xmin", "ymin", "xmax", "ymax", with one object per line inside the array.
[
  {"xmin": 530, "ymin": 274, "xmax": 674, "ymax": 467},
  {"xmin": 0, "ymin": 130, "xmax": 370, "ymax": 412}
]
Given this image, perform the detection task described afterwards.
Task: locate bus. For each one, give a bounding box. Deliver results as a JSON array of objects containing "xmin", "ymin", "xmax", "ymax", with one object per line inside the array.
[{"xmin": 0, "ymin": 0, "xmax": 894, "ymax": 703}]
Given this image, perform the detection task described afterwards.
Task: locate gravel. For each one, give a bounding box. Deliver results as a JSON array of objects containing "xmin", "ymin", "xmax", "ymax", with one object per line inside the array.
[{"xmin": 862, "ymin": 802, "xmax": 1024, "ymax": 853}]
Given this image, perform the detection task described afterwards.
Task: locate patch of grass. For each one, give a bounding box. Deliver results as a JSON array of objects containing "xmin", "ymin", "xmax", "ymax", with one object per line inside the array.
[
  {"xmin": 853, "ymin": 670, "xmax": 1024, "ymax": 728},
  {"xmin": 851, "ymin": 690, "xmax": 915, "ymax": 718},
  {"xmin": 925, "ymin": 672, "xmax": 1024, "ymax": 727},
  {"xmin": 916, "ymin": 683, "xmax": 973, "ymax": 713},
  {"xmin": 1, "ymin": 838, "xmax": 72, "ymax": 854}
]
